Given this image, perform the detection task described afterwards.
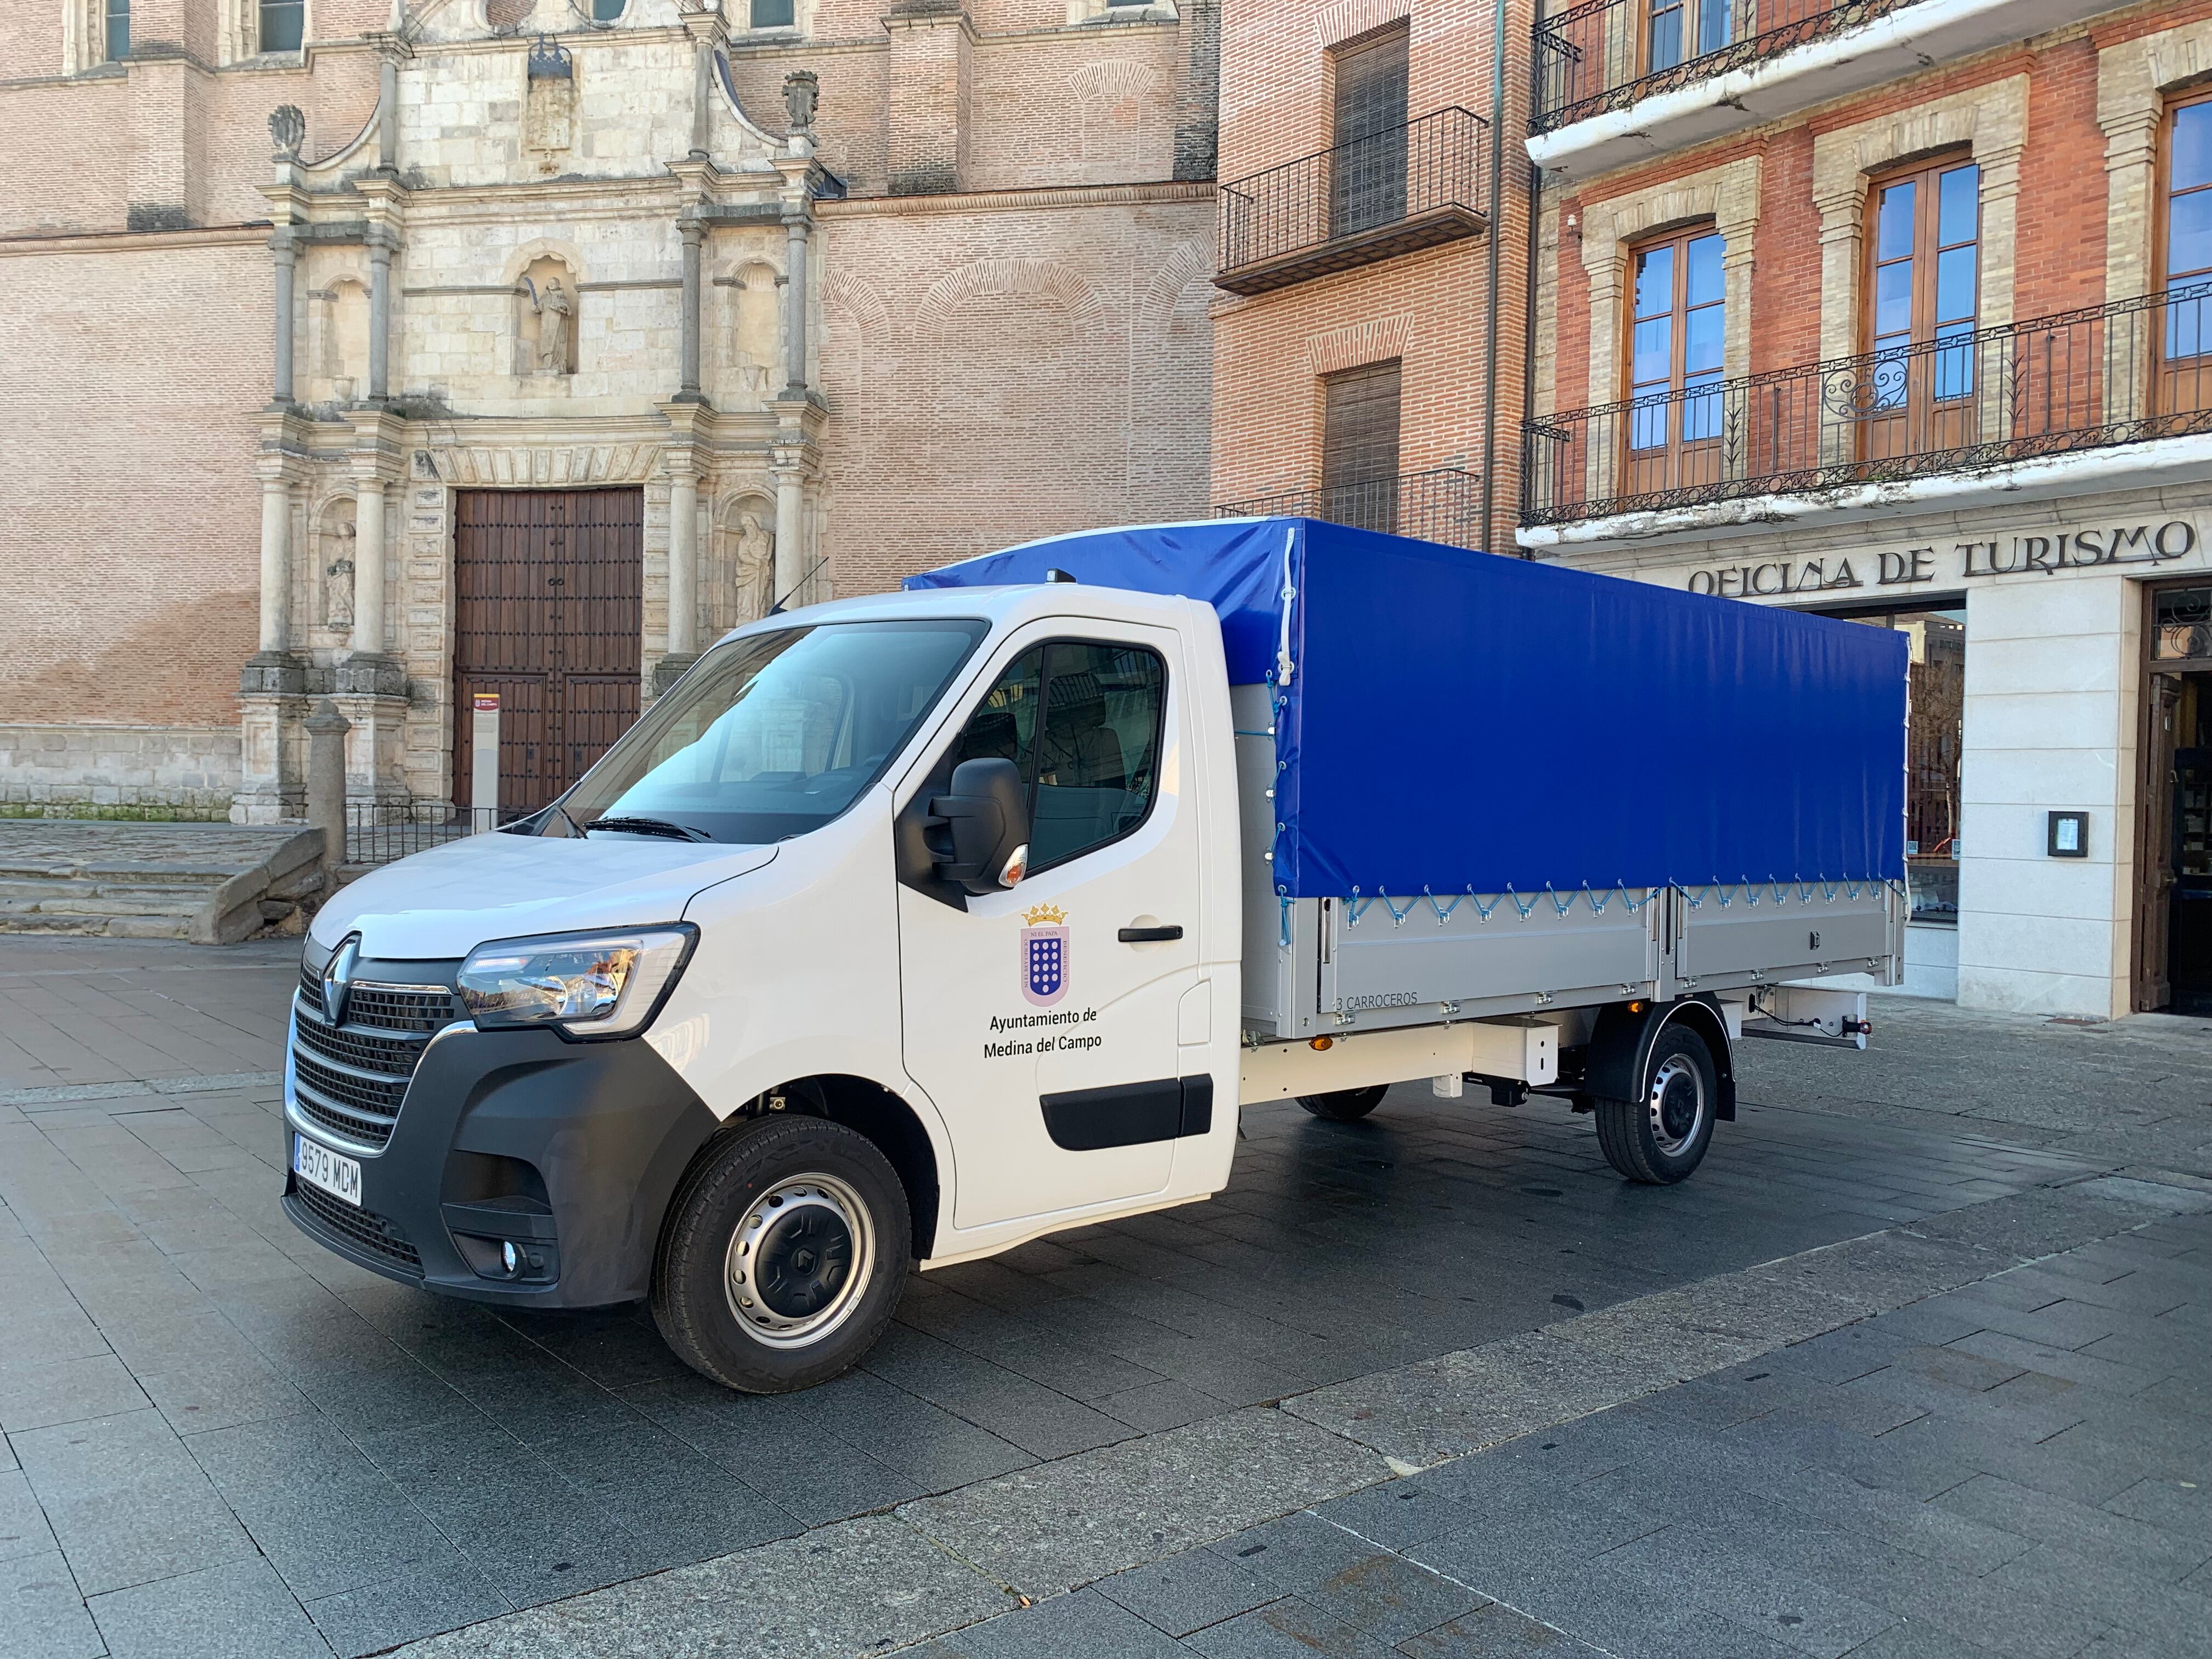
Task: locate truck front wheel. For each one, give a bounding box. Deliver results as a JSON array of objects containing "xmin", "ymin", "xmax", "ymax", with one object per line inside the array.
[
  {"xmin": 1594, "ymin": 1024, "xmax": 1717, "ymax": 1184},
  {"xmin": 652, "ymin": 1114, "xmax": 912, "ymax": 1394},
  {"xmin": 1297, "ymin": 1085, "xmax": 1389, "ymax": 1122}
]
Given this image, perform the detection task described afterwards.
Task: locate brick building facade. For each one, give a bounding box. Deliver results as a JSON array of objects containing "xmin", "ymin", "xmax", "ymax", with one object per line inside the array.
[
  {"xmin": 1514, "ymin": 0, "xmax": 2212, "ymax": 1019},
  {"xmin": 1207, "ymin": 0, "xmax": 1535, "ymax": 558},
  {"xmin": 0, "ymin": 0, "xmax": 1219, "ymax": 821}
]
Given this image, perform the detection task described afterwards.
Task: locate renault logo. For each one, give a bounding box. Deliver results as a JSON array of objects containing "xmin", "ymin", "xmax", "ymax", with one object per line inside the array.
[{"xmin": 321, "ymin": 935, "xmax": 360, "ymax": 1026}]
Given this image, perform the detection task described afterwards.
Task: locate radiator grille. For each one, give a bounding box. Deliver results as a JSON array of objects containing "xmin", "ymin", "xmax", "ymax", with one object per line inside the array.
[
  {"xmin": 294, "ymin": 1012, "xmax": 422, "ymax": 1075},
  {"xmin": 289, "ymin": 977, "xmax": 457, "ymax": 1152}
]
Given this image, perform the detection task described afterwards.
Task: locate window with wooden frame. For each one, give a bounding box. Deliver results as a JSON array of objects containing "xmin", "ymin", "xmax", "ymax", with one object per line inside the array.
[
  {"xmin": 1321, "ymin": 359, "xmax": 1403, "ymax": 534},
  {"xmin": 258, "ymin": 0, "xmax": 302, "ymax": 52},
  {"xmin": 2159, "ymin": 87, "xmax": 2212, "ymax": 415},
  {"xmin": 1860, "ymin": 153, "xmax": 1980, "ymax": 458},
  {"xmin": 1329, "ymin": 26, "xmax": 1409, "ymax": 238},
  {"xmin": 1624, "ymin": 227, "xmax": 1726, "ymax": 495},
  {"xmin": 1643, "ymin": 0, "xmax": 1733, "ymax": 75}
]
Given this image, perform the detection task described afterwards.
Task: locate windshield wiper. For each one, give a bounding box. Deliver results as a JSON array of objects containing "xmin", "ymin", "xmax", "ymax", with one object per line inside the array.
[{"xmin": 584, "ymin": 816, "xmax": 714, "ymax": 843}]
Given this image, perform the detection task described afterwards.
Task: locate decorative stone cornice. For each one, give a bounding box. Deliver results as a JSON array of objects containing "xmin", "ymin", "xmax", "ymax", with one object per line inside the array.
[{"xmin": 427, "ymin": 444, "xmax": 665, "ymax": 487}]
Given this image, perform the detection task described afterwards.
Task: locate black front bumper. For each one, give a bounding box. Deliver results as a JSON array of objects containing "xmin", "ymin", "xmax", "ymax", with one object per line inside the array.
[{"xmin": 283, "ymin": 1018, "xmax": 720, "ymax": 1309}]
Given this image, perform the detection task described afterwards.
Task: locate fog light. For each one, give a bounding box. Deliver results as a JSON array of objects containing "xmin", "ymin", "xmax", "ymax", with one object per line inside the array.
[{"xmin": 501, "ymin": 1240, "xmax": 520, "ymax": 1276}]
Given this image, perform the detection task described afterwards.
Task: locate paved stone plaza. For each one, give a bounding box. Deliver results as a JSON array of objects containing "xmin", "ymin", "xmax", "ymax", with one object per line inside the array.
[{"xmin": 2, "ymin": 936, "xmax": 2209, "ymax": 1658}]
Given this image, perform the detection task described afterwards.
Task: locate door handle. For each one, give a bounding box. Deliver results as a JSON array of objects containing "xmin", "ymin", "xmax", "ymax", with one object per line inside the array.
[{"xmin": 1118, "ymin": 925, "xmax": 1183, "ymax": 943}]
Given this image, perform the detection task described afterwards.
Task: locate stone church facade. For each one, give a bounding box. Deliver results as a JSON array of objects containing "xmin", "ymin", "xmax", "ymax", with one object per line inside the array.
[{"xmin": 0, "ymin": 0, "xmax": 1217, "ymax": 822}]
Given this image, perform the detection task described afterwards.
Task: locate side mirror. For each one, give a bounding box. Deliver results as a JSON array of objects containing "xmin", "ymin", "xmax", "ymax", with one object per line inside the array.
[{"xmin": 930, "ymin": 758, "xmax": 1030, "ymax": 894}]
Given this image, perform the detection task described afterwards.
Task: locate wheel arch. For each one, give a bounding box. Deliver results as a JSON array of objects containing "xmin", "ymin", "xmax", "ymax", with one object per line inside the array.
[
  {"xmin": 719, "ymin": 1074, "xmax": 944, "ymax": 1260},
  {"xmin": 1584, "ymin": 996, "xmax": 1736, "ymax": 1121}
]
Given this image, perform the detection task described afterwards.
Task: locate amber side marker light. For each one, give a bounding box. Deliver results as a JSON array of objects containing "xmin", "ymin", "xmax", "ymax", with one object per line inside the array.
[
  {"xmin": 1310, "ymin": 1036, "xmax": 1334, "ymax": 1051},
  {"xmin": 1628, "ymin": 1001, "xmax": 1645, "ymax": 1013}
]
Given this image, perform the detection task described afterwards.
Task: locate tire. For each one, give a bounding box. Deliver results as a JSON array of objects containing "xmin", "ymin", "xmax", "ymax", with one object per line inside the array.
[
  {"xmin": 651, "ymin": 1114, "xmax": 912, "ymax": 1395},
  {"xmin": 1594, "ymin": 1022, "xmax": 1718, "ymax": 1185},
  {"xmin": 1297, "ymin": 1085, "xmax": 1389, "ymax": 1122}
]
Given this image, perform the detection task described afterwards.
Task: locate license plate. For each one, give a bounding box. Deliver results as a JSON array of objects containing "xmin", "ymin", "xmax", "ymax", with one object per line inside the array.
[{"xmin": 293, "ymin": 1134, "xmax": 362, "ymax": 1206}]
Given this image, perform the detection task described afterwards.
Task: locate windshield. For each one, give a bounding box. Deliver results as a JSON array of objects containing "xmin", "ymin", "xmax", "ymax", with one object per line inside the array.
[{"xmin": 557, "ymin": 619, "xmax": 987, "ymax": 843}]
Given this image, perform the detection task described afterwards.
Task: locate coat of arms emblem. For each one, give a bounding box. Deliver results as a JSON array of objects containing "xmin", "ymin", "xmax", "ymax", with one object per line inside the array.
[{"xmin": 1020, "ymin": 904, "xmax": 1070, "ymax": 1007}]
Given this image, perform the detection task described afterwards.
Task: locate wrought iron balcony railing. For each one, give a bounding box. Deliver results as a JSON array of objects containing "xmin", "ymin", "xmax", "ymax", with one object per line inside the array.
[
  {"xmin": 1521, "ymin": 284, "xmax": 2212, "ymax": 528},
  {"xmin": 1533, "ymin": 0, "xmax": 1911, "ymax": 133},
  {"xmin": 1217, "ymin": 108, "xmax": 1489, "ymax": 296},
  {"xmin": 1216, "ymin": 466, "xmax": 1484, "ymax": 548}
]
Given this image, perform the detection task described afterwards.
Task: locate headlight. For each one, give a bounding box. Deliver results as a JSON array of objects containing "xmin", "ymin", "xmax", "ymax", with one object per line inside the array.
[{"xmin": 458, "ymin": 924, "xmax": 698, "ymax": 1039}]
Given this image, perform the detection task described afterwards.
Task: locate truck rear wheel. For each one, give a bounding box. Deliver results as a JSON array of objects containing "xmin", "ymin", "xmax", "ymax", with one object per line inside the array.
[
  {"xmin": 1594, "ymin": 1023, "xmax": 1717, "ymax": 1184},
  {"xmin": 652, "ymin": 1114, "xmax": 912, "ymax": 1394},
  {"xmin": 1297, "ymin": 1085, "xmax": 1389, "ymax": 1122}
]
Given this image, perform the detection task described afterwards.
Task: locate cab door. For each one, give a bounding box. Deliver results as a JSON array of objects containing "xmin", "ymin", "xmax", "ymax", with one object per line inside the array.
[{"xmin": 895, "ymin": 625, "xmax": 1204, "ymax": 1232}]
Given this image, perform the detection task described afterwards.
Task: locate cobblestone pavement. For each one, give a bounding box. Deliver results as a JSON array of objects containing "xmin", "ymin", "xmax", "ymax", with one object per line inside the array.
[{"xmin": 1, "ymin": 937, "xmax": 2208, "ymax": 1659}]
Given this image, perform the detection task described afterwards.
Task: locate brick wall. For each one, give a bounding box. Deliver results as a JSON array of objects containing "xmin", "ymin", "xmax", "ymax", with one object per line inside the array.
[
  {"xmin": 2017, "ymin": 33, "xmax": 2109, "ymax": 317},
  {"xmin": 817, "ymin": 188, "xmax": 1217, "ymax": 594},
  {"xmin": 0, "ymin": 234, "xmax": 269, "ymax": 728},
  {"xmin": 1212, "ymin": 0, "xmax": 1534, "ymax": 555}
]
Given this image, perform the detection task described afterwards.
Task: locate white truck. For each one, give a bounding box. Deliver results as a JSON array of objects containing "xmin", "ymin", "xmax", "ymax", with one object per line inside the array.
[{"xmin": 287, "ymin": 518, "xmax": 1907, "ymax": 1393}]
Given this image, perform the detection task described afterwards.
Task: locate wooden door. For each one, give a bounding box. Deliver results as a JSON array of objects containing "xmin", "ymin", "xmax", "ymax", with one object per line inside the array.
[
  {"xmin": 1624, "ymin": 229, "xmax": 1727, "ymax": 500},
  {"xmin": 1321, "ymin": 359, "xmax": 1403, "ymax": 533},
  {"xmin": 2157, "ymin": 89, "xmax": 2212, "ymax": 423},
  {"xmin": 1329, "ymin": 26, "xmax": 1408, "ymax": 238},
  {"xmin": 1641, "ymin": 0, "xmax": 1733, "ymax": 76},
  {"xmin": 452, "ymin": 489, "xmax": 642, "ymax": 819},
  {"xmin": 2136, "ymin": 672, "xmax": 2180, "ymax": 1012},
  {"xmin": 1862, "ymin": 157, "xmax": 1981, "ymax": 465}
]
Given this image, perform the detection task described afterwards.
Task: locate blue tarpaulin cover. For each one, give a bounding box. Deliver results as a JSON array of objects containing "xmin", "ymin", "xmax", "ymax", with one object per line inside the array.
[{"xmin": 906, "ymin": 519, "xmax": 1908, "ymax": 900}]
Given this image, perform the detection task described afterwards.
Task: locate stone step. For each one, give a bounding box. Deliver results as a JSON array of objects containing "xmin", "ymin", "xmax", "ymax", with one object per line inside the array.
[
  {"xmin": 0, "ymin": 821, "xmax": 329, "ymax": 944},
  {"xmin": 0, "ymin": 908, "xmax": 194, "ymax": 939},
  {"xmin": 0, "ymin": 888, "xmax": 208, "ymax": 917}
]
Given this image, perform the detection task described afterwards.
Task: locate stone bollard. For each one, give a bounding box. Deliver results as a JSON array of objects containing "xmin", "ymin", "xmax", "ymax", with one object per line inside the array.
[{"xmin": 304, "ymin": 698, "xmax": 352, "ymax": 880}]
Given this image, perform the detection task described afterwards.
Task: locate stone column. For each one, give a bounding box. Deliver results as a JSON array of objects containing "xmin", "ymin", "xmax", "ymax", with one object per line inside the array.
[
  {"xmin": 238, "ymin": 428, "xmax": 308, "ymax": 823},
  {"xmin": 679, "ymin": 218, "xmax": 703, "ymax": 400},
  {"xmin": 690, "ymin": 37, "xmax": 713, "ymax": 159},
  {"xmin": 367, "ymin": 233, "xmax": 394, "ymax": 403},
  {"xmin": 782, "ymin": 210, "xmax": 809, "ymax": 392},
  {"xmin": 258, "ymin": 477, "xmax": 292, "ymax": 654},
  {"xmin": 270, "ymin": 231, "xmax": 297, "ymax": 404},
  {"xmin": 774, "ymin": 462, "xmax": 805, "ymax": 604},
  {"xmin": 352, "ymin": 478, "xmax": 387, "ymax": 657},
  {"xmin": 335, "ymin": 427, "xmax": 409, "ymax": 801},
  {"xmin": 379, "ymin": 52, "xmax": 400, "ymax": 170},
  {"xmin": 668, "ymin": 469, "xmax": 699, "ymax": 658}
]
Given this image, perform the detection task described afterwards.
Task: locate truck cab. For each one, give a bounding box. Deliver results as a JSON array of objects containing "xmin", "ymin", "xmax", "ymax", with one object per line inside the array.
[{"xmin": 291, "ymin": 581, "xmax": 1246, "ymax": 1393}]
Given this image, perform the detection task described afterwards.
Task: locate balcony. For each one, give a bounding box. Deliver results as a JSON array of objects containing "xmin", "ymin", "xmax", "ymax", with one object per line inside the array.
[
  {"xmin": 1521, "ymin": 285, "xmax": 2212, "ymax": 543},
  {"xmin": 1216, "ymin": 466, "xmax": 1485, "ymax": 548},
  {"xmin": 1216, "ymin": 109, "xmax": 1489, "ymax": 297},
  {"xmin": 1527, "ymin": 0, "xmax": 2118, "ymax": 182}
]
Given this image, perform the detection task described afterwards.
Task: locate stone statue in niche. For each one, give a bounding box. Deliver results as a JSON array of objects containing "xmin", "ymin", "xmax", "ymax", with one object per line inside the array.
[
  {"xmin": 325, "ymin": 521, "xmax": 357, "ymax": 629},
  {"xmin": 732, "ymin": 511, "xmax": 775, "ymax": 620},
  {"xmin": 522, "ymin": 275, "xmax": 573, "ymax": 375}
]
